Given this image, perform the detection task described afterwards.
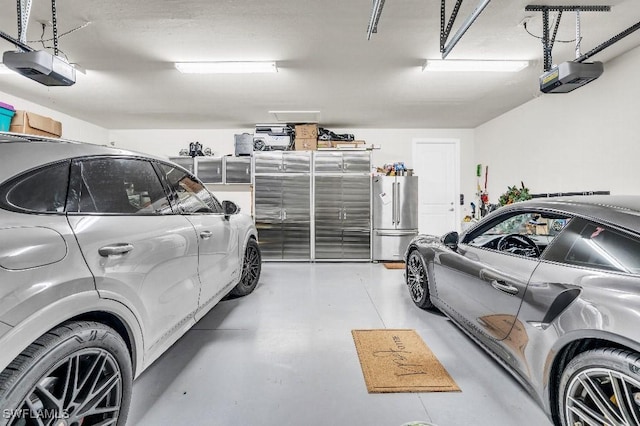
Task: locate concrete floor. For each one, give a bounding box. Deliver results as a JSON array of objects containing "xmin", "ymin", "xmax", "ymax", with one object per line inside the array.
[{"xmin": 128, "ymin": 263, "xmax": 552, "ymax": 426}]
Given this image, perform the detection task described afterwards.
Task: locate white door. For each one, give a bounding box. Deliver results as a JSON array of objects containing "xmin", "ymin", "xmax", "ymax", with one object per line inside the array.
[{"xmin": 412, "ymin": 139, "xmax": 459, "ymax": 236}]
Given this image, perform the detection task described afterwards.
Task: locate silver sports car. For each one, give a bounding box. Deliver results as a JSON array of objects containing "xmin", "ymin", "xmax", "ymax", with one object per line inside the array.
[
  {"xmin": 0, "ymin": 132, "xmax": 261, "ymax": 425},
  {"xmin": 405, "ymin": 196, "xmax": 640, "ymax": 426}
]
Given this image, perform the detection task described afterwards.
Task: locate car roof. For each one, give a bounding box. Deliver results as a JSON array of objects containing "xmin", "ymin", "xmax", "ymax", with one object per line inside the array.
[
  {"xmin": 504, "ymin": 195, "xmax": 640, "ymax": 235},
  {"xmin": 0, "ymin": 132, "xmax": 167, "ymax": 183}
]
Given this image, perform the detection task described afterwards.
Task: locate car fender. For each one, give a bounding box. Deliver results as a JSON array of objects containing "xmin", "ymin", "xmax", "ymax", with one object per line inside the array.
[
  {"xmin": 0, "ymin": 291, "xmax": 145, "ymax": 379},
  {"xmin": 237, "ymin": 219, "xmax": 258, "ymax": 271},
  {"xmin": 541, "ymin": 327, "xmax": 640, "ymax": 415}
]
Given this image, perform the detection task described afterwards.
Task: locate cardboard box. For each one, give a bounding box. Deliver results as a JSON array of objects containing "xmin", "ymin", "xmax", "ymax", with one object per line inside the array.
[
  {"xmin": 332, "ymin": 140, "xmax": 366, "ymax": 148},
  {"xmin": 295, "ymin": 124, "xmax": 318, "ymax": 139},
  {"xmin": 10, "ymin": 110, "xmax": 62, "ymax": 138},
  {"xmin": 295, "ymin": 137, "xmax": 317, "ymax": 151},
  {"xmin": 316, "ymin": 140, "xmax": 333, "ymax": 148}
]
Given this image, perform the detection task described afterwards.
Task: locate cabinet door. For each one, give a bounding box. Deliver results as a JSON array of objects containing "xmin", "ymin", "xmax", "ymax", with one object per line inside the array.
[
  {"xmin": 342, "ymin": 152, "xmax": 370, "ymax": 173},
  {"xmin": 342, "ymin": 175, "xmax": 371, "ymax": 259},
  {"xmin": 254, "ymin": 176, "xmax": 283, "ymax": 259},
  {"xmin": 283, "ymin": 152, "xmax": 311, "ymax": 173},
  {"xmin": 168, "ymin": 157, "xmax": 195, "ymax": 174},
  {"xmin": 282, "ymin": 176, "xmax": 311, "ymax": 259},
  {"xmin": 254, "ymin": 152, "xmax": 283, "ymax": 174},
  {"xmin": 314, "ymin": 151, "xmax": 343, "ymax": 174},
  {"xmin": 225, "ymin": 157, "xmax": 252, "ymax": 183},
  {"xmin": 195, "ymin": 157, "xmax": 223, "ymax": 183},
  {"xmin": 314, "ymin": 176, "xmax": 344, "ymax": 259},
  {"xmin": 395, "ymin": 176, "xmax": 419, "ymax": 230}
]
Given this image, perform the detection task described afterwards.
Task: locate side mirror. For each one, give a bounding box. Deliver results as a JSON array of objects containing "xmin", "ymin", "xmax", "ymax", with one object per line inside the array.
[
  {"xmin": 222, "ymin": 200, "xmax": 239, "ymax": 218},
  {"xmin": 441, "ymin": 231, "xmax": 459, "ymax": 251}
]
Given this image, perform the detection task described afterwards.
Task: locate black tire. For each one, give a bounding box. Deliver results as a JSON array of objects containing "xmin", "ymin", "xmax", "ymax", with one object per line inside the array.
[
  {"xmin": 406, "ymin": 250, "xmax": 434, "ymax": 309},
  {"xmin": 0, "ymin": 321, "xmax": 132, "ymax": 426},
  {"xmin": 229, "ymin": 239, "xmax": 262, "ymax": 298},
  {"xmin": 558, "ymin": 347, "xmax": 640, "ymax": 426}
]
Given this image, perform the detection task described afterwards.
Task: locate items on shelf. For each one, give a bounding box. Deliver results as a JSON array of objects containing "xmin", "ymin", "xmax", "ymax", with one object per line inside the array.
[
  {"xmin": 0, "ymin": 102, "xmax": 15, "ymax": 131},
  {"xmin": 375, "ymin": 162, "xmax": 413, "ymax": 176},
  {"xmin": 8, "ymin": 110, "xmax": 62, "ymax": 138},
  {"xmin": 234, "ymin": 133, "xmax": 253, "ymax": 156},
  {"xmin": 178, "ymin": 142, "xmax": 213, "ymax": 157},
  {"xmin": 254, "ymin": 124, "xmax": 294, "ymax": 151},
  {"xmin": 318, "ymin": 127, "xmax": 354, "ymax": 142},
  {"xmin": 294, "ymin": 123, "xmax": 318, "ymax": 151}
]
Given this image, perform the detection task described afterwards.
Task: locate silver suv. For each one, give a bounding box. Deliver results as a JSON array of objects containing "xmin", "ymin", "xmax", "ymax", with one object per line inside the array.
[{"xmin": 0, "ymin": 133, "xmax": 262, "ymax": 425}]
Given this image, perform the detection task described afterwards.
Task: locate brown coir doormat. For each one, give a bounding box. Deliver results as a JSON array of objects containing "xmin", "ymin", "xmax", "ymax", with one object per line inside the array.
[
  {"xmin": 352, "ymin": 329, "xmax": 460, "ymax": 393},
  {"xmin": 383, "ymin": 262, "xmax": 405, "ymax": 269}
]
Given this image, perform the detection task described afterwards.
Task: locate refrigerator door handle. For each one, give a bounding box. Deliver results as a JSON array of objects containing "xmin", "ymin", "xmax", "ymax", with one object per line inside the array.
[
  {"xmin": 396, "ymin": 181, "xmax": 401, "ymax": 226},
  {"xmin": 391, "ymin": 182, "xmax": 397, "ymax": 225},
  {"xmin": 394, "ymin": 182, "xmax": 399, "ymax": 225}
]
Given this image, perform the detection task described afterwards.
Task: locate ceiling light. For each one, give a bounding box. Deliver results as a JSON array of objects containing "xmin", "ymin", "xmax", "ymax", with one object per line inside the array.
[
  {"xmin": 423, "ymin": 59, "xmax": 529, "ymax": 73},
  {"xmin": 174, "ymin": 61, "xmax": 278, "ymax": 74}
]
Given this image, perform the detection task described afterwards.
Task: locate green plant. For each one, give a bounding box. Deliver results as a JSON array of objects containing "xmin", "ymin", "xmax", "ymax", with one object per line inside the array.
[{"xmin": 498, "ymin": 181, "xmax": 531, "ymax": 206}]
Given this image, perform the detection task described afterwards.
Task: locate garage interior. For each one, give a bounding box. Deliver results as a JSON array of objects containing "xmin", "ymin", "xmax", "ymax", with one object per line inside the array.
[{"xmin": 1, "ymin": 0, "xmax": 640, "ymax": 425}]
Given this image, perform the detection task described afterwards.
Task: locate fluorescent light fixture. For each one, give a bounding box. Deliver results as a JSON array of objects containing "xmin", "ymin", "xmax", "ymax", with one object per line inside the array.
[
  {"xmin": 174, "ymin": 61, "xmax": 277, "ymax": 74},
  {"xmin": 367, "ymin": 0, "xmax": 386, "ymax": 40},
  {"xmin": 423, "ymin": 59, "xmax": 529, "ymax": 73}
]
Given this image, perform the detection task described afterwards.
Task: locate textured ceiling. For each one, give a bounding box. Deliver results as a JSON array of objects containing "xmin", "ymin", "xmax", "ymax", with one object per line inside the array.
[{"xmin": 0, "ymin": 0, "xmax": 638, "ymax": 129}]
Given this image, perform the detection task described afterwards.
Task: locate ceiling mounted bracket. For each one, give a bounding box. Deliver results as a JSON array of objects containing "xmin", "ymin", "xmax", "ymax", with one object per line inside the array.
[
  {"xmin": 525, "ymin": 5, "xmax": 610, "ymax": 71},
  {"xmin": 440, "ymin": 0, "xmax": 492, "ymax": 59}
]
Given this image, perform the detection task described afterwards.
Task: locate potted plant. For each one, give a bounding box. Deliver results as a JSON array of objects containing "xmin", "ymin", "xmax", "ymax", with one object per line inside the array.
[{"xmin": 498, "ymin": 182, "xmax": 531, "ymax": 206}]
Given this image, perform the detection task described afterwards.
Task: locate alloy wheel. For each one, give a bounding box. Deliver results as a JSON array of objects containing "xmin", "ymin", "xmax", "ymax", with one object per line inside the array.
[
  {"xmin": 565, "ymin": 367, "xmax": 640, "ymax": 425},
  {"xmin": 9, "ymin": 348, "xmax": 122, "ymax": 426},
  {"xmin": 407, "ymin": 253, "xmax": 426, "ymax": 303},
  {"xmin": 241, "ymin": 243, "xmax": 260, "ymax": 287}
]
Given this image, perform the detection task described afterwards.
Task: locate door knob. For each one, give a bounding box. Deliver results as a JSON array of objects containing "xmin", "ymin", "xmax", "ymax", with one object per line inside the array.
[{"xmin": 200, "ymin": 231, "xmax": 213, "ymax": 239}]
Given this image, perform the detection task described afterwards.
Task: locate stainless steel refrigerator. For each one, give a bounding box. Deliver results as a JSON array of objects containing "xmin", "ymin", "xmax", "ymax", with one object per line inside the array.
[{"xmin": 372, "ymin": 175, "xmax": 419, "ymax": 261}]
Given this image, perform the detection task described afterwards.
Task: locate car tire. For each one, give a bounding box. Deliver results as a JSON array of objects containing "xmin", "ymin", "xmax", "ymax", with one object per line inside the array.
[
  {"xmin": 406, "ymin": 250, "xmax": 434, "ymax": 310},
  {"xmin": 229, "ymin": 238, "xmax": 262, "ymax": 298},
  {"xmin": 558, "ymin": 347, "xmax": 640, "ymax": 426},
  {"xmin": 0, "ymin": 321, "xmax": 132, "ymax": 426}
]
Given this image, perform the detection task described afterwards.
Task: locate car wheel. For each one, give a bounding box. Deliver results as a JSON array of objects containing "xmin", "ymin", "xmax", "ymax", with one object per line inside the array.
[
  {"xmin": 0, "ymin": 321, "xmax": 132, "ymax": 426},
  {"xmin": 406, "ymin": 250, "xmax": 433, "ymax": 309},
  {"xmin": 229, "ymin": 239, "xmax": 262, "ymax": 298},
  {"xmin": 558, "ymin": 348, "xmax": 640, "ymax": 426}
]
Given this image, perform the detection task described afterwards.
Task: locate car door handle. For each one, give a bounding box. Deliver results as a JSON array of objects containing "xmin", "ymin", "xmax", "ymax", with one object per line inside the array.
[
  {"xmin": 98, "ymin": 243, "xmax": 134, "ymax": 257},
  {"xmin": 490, "ymin": 280, "xmax": 519, "ymax": 296},
  {"xmin": 200, "ymin": 231, "xmax": 213, "ymax": 239}
]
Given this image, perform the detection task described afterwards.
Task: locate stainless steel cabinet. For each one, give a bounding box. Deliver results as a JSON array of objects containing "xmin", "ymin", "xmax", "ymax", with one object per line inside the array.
[
  {"xmin": 314, "ymin": 151, "xmax": 370, "ymax": 174},
  {"xmin": 254, "ymin": 152, "xmax": 311, "ymax": 260},
  {"xmin": 224, "ymin": 157, "xmax": 251, "ymax": 184},
  {"xmin": 314, "ymin": 151, "xmax": 371, "ymax": 260},
  {"xmin": 168, "ymin": 156, "xmax": 194, "ymax": 174},
  {"xmin": 254, "ymin": 151, "xmax": 310, "ymax": 174},
  {"xmin": 194, "ymin": 157, "xmax": 223, "ymax": 183}
]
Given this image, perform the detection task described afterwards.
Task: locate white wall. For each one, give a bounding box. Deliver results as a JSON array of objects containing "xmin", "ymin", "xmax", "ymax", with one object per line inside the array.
[
  {"xmin": 0, "ymin": 90, "xmax": 109, "ymax": 144},
  {"xmin": 107, "ymin": 129, "xmax": 252, "ymax": 159},
  {"xmin": 475, "ymin": 46, "xmax": 640, "ymax": 200}
]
